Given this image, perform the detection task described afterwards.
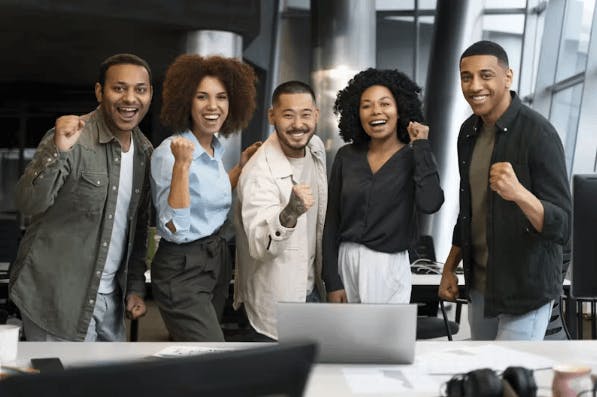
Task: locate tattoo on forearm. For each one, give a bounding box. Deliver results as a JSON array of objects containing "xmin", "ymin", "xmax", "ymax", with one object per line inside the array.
[{"xmin": 279, "ymin": 208, "xmax": 298, "ymax": 228}]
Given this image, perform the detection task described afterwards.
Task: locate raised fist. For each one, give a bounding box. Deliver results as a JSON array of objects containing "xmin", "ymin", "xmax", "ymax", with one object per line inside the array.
[
  {"xmin": 54, "ymin": 115, "xmax": 86, "ymax": 151},
  {"xmin": 170, "ymin": 136, "xmax": 195, "ymax": 166},
  {"xmin": 287, "ymin": 184, "xmax": 314, "ymax": 216},
  {"xmin": 407, "ymin": 121, "xmax": 429, "ymax": 141}
]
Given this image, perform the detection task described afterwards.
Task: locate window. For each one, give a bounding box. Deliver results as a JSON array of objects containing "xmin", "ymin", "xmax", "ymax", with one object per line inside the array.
[
  {"xmin": 549, "ymin": 83, "xmax": 584, "ymax": 173},
  {"xmin": 555, "ymin": 0, "xmax": 595, "ymax": 81}
]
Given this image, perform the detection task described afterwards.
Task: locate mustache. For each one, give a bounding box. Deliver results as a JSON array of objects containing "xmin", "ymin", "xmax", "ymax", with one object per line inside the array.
[{"xmin": 286, "ymin": 127, "xmax": 309, "ymax": 134}]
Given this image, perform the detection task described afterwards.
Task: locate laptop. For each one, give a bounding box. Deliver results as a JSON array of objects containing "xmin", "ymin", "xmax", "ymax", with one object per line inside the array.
[{"xmin": 277, "ymin": 302, "xmax": 417, "ymax": 364}]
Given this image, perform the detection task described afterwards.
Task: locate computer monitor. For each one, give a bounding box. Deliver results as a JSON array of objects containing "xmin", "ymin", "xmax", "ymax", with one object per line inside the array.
[
  {"xmin": 0, "ymin": 342, "xmax": 316, "ymax": 397},
  {"xmin": 571, "ymin": 174, "xmax": 597, "ymax": 298}
]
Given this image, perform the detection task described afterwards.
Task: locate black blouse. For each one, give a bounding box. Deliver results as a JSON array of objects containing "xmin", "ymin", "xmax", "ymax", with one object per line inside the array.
[{"xmin": 322, "ymin": 139, "xmax": 444, "ymax": 292}]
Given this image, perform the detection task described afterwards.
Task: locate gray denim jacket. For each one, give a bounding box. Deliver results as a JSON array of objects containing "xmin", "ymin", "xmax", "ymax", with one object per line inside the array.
[{"xmin": 9, "ymin": 110, "xmax": 153, "ymax": 340}]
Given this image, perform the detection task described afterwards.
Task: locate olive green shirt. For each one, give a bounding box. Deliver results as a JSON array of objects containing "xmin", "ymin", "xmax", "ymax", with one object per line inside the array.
[
  {"xmin": 469, "ymin": 123, "xmax": 496, "ymax": 293},
  {"xmin": 9, "ymin": 110, "xmax": 153, "ymax": 340}
]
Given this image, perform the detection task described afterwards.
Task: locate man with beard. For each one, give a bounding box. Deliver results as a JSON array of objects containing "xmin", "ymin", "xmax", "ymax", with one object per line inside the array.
[
  {"xmin": 233, "ymin": 81, "xmax": 327, "ymax": 341},
  {"xmin": 10, "ymin": 54, "xmax": 153, "ymax": 341}
]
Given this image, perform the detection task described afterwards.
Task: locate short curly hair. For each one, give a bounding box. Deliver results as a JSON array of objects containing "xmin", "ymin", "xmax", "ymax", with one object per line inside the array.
[
  {"xmin": 160, "ymin": 54, "xmax": 257, "ymax": 137},
  {"xmin": 334, "ymin": 68, "xmax": 423, "ymax": 145}
]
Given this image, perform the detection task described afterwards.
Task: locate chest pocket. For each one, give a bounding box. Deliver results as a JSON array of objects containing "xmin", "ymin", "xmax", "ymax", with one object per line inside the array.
[{"xmin": 74, "ymin": 171, "xmax": 108, "ymax": 212}]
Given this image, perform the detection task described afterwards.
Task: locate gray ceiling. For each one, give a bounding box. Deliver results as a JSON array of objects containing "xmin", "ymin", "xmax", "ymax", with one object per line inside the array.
[{"xmin": 0, "ymin": 0, "xmax": 260, "ymax": 87}]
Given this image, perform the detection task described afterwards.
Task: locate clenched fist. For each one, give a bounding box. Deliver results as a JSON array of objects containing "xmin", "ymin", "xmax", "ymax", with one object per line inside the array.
[
  {"xmin": 288, "ymin": 184, "xmax": 314, "ymax": 215},
  {"xmin": 54, "ymin": 115, "xmax": 86, "ymax": 152},
  {"xmin": 279, "ymin": 183, "xmax": 314, "ymax": 228},
  {"xmin": 407, "ymin": 121, "xmax": 429, "ymax": 141},
  {"xmin": 489, "ymin": 162, "xmax": 522, "ymax": 202},
  {"xmin": 170, "ymin": 136, "xmax": 195, "ymax": 166}
]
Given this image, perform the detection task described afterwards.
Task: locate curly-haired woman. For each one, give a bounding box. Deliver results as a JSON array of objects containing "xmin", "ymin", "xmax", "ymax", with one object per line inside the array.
[
  {"xmin": 322, "ymin": 68, "xmax": 444, "ymax": 304},
  {"xmin": 150, "ymin": 54, "xmax": 260, "ymax": 341}
]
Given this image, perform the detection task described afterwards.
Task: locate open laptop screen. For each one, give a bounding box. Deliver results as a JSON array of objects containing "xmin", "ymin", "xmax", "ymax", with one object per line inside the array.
[{"xmin": 277, "ymin": 302, "xmax": 417, "ymax": 364}]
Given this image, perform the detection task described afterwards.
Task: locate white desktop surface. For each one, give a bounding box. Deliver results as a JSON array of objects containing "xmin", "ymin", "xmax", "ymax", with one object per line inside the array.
[
  {"xmin": 10, "ymin": 340, "xmax": 597, "ymax": 396},
  {"xmin": 411, "ymin": 273, "xmax": 465, "ymax": 286}
]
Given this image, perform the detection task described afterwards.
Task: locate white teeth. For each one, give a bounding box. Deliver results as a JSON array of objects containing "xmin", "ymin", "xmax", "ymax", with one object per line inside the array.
[
  {"xmin": 204, "ymin": 114, "xmax": 219, "ymax": 120},
  {"xmin": 472, "ymin": 95, "xmax": 487, "ymax": 101},
  {"xmin": 370, "ymin": 120, "xmax": 386, "ymax": 126}
]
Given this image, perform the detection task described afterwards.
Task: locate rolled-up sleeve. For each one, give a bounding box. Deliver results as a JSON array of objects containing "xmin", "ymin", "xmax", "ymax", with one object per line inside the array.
[
  {"xmin": 150, "ymin": 142, "xmax": 192, "ymax": 242},
  {"xmin": 16, "ymin": 130, "xmax": 72, "ymax": 216},
  {"xmin": 411, "ymin": 139, "xmax": 444, "ymax": 213},
  {"xmin": 239, "ymin": 175, "xmax": 295, "ymax": 261},
  {"xmin": 529, "ymin": 126, "xmax": 571, "ymax": 244}
]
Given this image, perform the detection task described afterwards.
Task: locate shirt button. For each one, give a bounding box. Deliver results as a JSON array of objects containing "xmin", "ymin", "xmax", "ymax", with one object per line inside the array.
[
  {"xmin": 462, "ymin": 216, "xmax": 467, "ymax": 220},
  {"xmin": 96, "ymin": 271, "xmax": 101, "ymax": 277},
  {"xmin": 504, "ymin": 127, "xmax": 508, "ymax": 132},
  {"xmin": 89, "ymin": 299, "xmax": 95, "ymax": 305},
  {"xmin": 47, "ymin": 157, "xmax": 52, "ymax": 162},
  {"xmin": 103, "ymin": 241, "xmax": 108, "ymax": 247},
  {"xmin": 108, "ymin": 214, "xmax": 113, "ymax": 219},
  {"xmin": 135, "ymin": 188, "xmax": 140, "ymax": 194},
  {"xmin": 113, "ymin": 185, "xmax": 117, "ymax": 190},
  {"xmin": 53, "ymin": 153, "xmax": 58, "ymax": 157},
  {"xmin": 460, "ymin": 188, "xmax": 464, "ymax": 192},
  {"xmin": 140, "ymin": 162, "xmax": 144, "ymax": 166},
  {"xmin": 115, "ymin": 157, "xmax": 119, "ymax": 162},
  {"xmin": 275, "ymin": 231, "xmax": 281, "ymax": 237},
  {"xmin": 461, "ymin": 160, "xmax": 466, "ymax": 165},
  {"xmin": 97, "ymin": 180, "xmax": 101, "ymax": 185}
]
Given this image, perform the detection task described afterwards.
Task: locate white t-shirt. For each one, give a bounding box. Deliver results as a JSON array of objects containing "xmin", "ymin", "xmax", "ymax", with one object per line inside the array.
[
  {"xmin": 99, "ymin": 138, "xmax": 135, "ymax": 294},
  {"xmin": 288, "ymin": 150, "xmax": 318, "ymax": 295}
]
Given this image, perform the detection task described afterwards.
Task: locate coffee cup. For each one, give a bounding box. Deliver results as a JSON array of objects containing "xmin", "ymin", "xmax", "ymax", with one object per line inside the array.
[
  {"xmin": 552, "ymin": 364, "xmax": 593, "ymax": 397},
  {"xmin": 0, "ymin": 324, "xmax": 20, "ymax": 364}
]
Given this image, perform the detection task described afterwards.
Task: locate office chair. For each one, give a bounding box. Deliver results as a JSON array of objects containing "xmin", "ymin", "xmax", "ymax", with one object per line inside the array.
[{"xmin": 416, "ymin": 300, "xmax": 460, "ymax": 340}]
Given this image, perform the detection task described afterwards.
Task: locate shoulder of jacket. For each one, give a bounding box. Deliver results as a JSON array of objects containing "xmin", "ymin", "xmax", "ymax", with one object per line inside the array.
[{"xmin": 133, "ymin": 129, "xmax": 154, "ymax": 155}]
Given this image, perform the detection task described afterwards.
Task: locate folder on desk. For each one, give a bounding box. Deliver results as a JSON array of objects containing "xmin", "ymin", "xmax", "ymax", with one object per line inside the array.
[{"xmin": 277, "ymin": 302, "xmax": 417, "ymax": 364}]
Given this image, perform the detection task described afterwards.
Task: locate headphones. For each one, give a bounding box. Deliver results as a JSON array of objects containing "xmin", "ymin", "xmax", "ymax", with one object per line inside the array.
[{"xmin": 445, "ymin": 366, "xmax": 537, "ymax": 397}]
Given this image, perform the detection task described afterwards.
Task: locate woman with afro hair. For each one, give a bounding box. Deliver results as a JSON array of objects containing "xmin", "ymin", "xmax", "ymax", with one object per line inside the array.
[
  {"xmin": 150, "ymin": 54, "xmax": 261, "ymax": 341},
  {"xmin": 322, "ymin": 68, "xmax": 444, "ymax": 304}
]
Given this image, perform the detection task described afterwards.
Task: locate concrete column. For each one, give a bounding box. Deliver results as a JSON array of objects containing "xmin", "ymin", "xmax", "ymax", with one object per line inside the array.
[
  {"xmin": 423, "ymin": 0, "xmax": 484, "ymax": 261},
  {"xmin": 311, "ymin": 0, "xmax": 376, "ymax": 171},
  {"xmin": 186, "ymin": 30, "xmax": 243, "ymax": 170}
]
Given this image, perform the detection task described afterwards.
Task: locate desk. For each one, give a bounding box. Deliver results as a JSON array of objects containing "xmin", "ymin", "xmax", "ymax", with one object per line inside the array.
[{"xmin": 10, "ymin": 340, "xmax": 597, "ymax": 396}]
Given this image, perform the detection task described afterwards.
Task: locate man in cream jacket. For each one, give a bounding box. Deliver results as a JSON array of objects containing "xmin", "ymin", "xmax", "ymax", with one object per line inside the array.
[{"xmin": 234, "ymin": 81, "xmax": 327, "ymax": 340}]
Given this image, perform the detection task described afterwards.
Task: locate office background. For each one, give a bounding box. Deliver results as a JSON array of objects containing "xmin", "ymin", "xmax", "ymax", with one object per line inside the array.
[{"xmin": 0, "ymin": 0, "xmax": 595, "ymax": 267}]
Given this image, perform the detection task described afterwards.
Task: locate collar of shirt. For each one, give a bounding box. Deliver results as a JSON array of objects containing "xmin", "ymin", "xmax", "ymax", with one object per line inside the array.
[
  {"xmin": 472, "ymin": 91, "xmax": 522, "ymax": 136},
  {"xmin": 180, "ymin": 129, "xmax": 225, "ymax": 161}
]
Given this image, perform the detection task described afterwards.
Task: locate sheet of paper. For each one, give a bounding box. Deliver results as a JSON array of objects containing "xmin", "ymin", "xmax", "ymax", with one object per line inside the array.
[
  {"xmin": 416, "ymin": 344, "xmax": 556, "ymax": 374},
  {"xmin": 343, "ymin": 366, "xmax": 440, "ymax": 394},
  {"xmin": 153, "ymin": 345, "xmax": 235, "ymax": 358}
]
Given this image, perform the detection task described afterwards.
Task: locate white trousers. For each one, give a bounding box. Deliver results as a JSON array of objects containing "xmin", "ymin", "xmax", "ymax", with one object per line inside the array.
[{"xmin": 338, "ymin": 242, "xmax": 411, "ymax": 303}]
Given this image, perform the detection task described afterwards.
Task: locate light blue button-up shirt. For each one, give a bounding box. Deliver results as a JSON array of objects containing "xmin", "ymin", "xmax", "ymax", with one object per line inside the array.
[{"xmin": 150, "ymin": 130, "xmax": 231, "ymax": 244}]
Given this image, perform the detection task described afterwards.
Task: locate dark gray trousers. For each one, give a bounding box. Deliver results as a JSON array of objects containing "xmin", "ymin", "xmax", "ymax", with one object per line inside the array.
[{"xmin": 151, "ymin": 234, "xmax": 231, "ymax": 341}]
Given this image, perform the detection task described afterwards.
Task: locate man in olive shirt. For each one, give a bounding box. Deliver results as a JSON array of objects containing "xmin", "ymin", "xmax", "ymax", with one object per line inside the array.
[
  {"xmin": 438, "ymin": 41, "xmax": 571, "ymax": 340},
  {"xmin": 10, "ymin": 54, "xmax": 153, "ymax": 341}
]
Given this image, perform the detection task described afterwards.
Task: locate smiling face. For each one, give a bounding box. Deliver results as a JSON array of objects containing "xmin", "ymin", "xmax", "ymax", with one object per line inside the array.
[
  {"xmin": 460, "ymin": 54, "xmax": 513, "ymax": 126},
  {"xmin": 95, "ymin": 63, "xmax": 152, "ymax": 135},
  {"xmin": 359, "ymin": 85, "xmax": 399, "ymax": 143},
  {"xmin": 269, "ymin": 92, "xmax": 319, "ymax": 158},
  {"xmin": 190, "ymin": 75, "xmax": 229, "ymax": 137}
]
